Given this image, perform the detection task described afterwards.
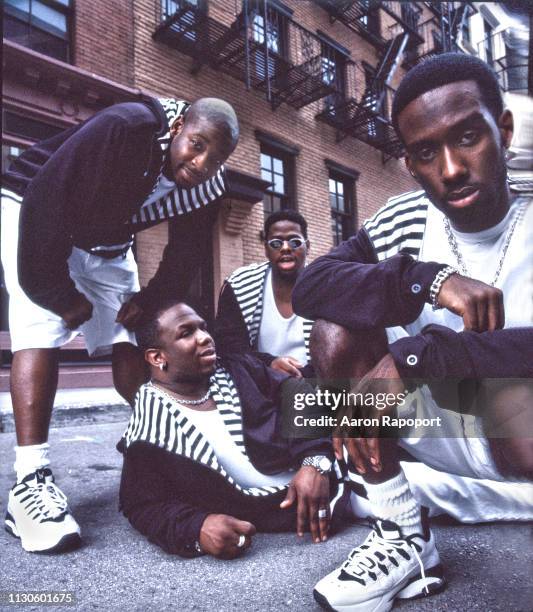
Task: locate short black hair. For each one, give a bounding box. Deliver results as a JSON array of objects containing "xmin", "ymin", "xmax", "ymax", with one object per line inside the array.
[
  {"xmin": 264, "ymin": 210, "xmax": 308, "ymax": 239},
  {"xmin": 186, "ymin": 97, "xmax": 239, "ymax": 149},
  {"xmin": 392, "ymin": 53, "xmax": 504, "ymax": 138},
  {"xmin": 135, "ymin": 298, "xmax": 204, "ymax": 352}
]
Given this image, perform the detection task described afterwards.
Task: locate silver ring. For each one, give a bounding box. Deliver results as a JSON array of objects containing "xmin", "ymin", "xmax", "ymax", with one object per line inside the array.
[
  {"xmin": 237, "ymin": 534, "xmax": 246, "ymax": 548},
  {"xmin": 318, "ymin": 508, "xmax": 327, "ymax": 519}
]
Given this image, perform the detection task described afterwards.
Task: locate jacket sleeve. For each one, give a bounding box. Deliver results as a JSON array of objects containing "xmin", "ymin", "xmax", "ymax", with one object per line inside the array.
[
  {"xmin": 132, "ymin": 208, "xmax": 217, "ymax": 310},
  {"xmin": 119, "ymin": 442, "xmax": 209, "ymax": 557},
  {"xmin": 292, "ymin": 227, "xmax": 446, "ymax": 330},
  {"xmin": 389, "ymin": 325, "xmax": 533, "ymax": 380},
  {"xmin": 18, "ymin": 111, "xmax": 155, "ymax": 315},
  {"xmin": 214, "ymin": 282, "xmax": 276, "ymax": 365}
]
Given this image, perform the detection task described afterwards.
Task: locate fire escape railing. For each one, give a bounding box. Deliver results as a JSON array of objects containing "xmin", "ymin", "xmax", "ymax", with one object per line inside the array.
[
  {"xmin": 314, "ymin": 1, "xmax": 423, "ymax": 50},
  {"xmin": 153, "ymin": 0, "xmax": 338, "ymax": 110},
  {"xmin": 316, "ymin": 60, "xmax": 404, "ymax": 161},
  {"xmin": 478, "ymin": 29, "xmax": 529, "ymax": 94}
]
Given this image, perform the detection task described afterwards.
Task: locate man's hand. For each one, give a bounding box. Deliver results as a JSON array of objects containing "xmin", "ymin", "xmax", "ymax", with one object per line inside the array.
[
  {"xmin": 437, "ymin": 273, "xmax": 505, "ymax": 332},
  {"xmin": 333, "ymin": 353, "xmax": 403, "ymax": 475},
  {"xmin": 58, "ymin": 293, "xmax": 93, "ymax": 330},
  {"xmin": 116, "ymin": 297, "xmax": 143, "ymax": 331},
  {"xmin": 280, "ymin": 466, "xmax": 330, "ymax": 543},
  {"xmin": 271, "ymin": 356, "xmax": 303, "ymax": 378},
  {"xmin": 199, "ymin": 514, "xmax": 256, "ymax": 560}
]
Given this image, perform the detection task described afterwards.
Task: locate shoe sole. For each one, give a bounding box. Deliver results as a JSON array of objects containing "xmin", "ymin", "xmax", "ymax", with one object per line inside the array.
[
  {"xmin": 5, "ymin": 512, "xmax": 82, "ymax": 554},
  {"xmin": 313, "ymin": 564, "xmax": 446, "ymax": 612}
]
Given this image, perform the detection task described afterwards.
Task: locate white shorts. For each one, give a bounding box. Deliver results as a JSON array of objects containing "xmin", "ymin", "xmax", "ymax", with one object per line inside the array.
[
  {"xmin": 386, "ymin": 326, "xmax": 507, "ymax": 482},
  {"xmin": 1, "ymin": 190, "xmax": 140, "ymax": 356}
]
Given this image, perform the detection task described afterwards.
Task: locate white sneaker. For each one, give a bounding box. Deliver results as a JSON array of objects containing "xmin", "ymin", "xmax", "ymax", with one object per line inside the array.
[
  {"xmin": 313, "ymin": 519, "xmax": 445, "ymax": 612},
  {"xmin": 5, "ymin": 468, "xmax": 81, "ymax": 553}
]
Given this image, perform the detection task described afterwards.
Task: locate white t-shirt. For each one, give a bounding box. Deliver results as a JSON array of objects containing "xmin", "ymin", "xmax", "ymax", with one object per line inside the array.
[
  {"xmin": 387, "ymin": 195, "xmax": 533, "ymax": 480},
  {"xmin": 257, "ymin": 269, "xmax": 308, "ymax": 365},
  {"xmin": 179, "ymin": 405, "xmax": 294, "ymax": 488}
]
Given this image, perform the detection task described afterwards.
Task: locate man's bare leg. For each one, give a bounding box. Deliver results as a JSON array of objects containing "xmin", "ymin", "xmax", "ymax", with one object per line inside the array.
[
  {"xmin": 310, "ymin": 320, "xmax": 400, "ymax": 483},
  {"xmin": 112, "ymin": 342, "xmax": 148, "ymax": 407},
  {"xmin": 11, "ymin": 348, "xmax": 59, "ymax": 446},
  {"xmin": 484, "ymin": 381, "xmax": 533, "ymax": 480}
]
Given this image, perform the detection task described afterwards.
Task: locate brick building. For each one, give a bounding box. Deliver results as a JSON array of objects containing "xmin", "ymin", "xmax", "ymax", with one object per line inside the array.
[{"xmin": 2, "ymin": 1, "xmax": 526, "ymax": 389}]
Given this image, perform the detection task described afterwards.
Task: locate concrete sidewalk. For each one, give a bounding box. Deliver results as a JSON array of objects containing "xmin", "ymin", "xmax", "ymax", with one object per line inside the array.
[{"xmin": 1, "ymin": 420, "xmax": 532, "ymax": 611}]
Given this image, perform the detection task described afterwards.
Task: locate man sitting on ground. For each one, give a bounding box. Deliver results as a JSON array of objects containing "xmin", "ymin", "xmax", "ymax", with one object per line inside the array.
[
  {"xmin": 293, "ymin": 53, "xmax": 533, "ymax": 611},
  {"xmin": 119, "ymin": 300, "xmax": 348, "ymax": 558}
]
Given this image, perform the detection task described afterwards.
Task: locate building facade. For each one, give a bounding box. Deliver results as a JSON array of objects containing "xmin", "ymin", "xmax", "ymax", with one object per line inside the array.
[{"xmin": 2, "ymin": 1, "xmax": 530, "ymax": 388}]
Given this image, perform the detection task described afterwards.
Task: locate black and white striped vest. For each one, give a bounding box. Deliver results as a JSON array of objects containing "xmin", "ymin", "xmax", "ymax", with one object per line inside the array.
[
  {"xmin": 124, "ymin": 370, "xmax": 288, "ymax": 498},
  {"xmin": 129, "ymin": 98, "xmax": 227, "ymax": 229},
  {"xmin": 226, "ymin": 262, "xmax": 313, "ymax": 364},
  {"xmin": 364, "ymin": 176, "xmax": 533, "ymax": 261}
]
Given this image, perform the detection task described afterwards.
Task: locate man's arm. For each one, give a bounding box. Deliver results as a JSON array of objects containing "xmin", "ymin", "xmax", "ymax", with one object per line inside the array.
[
  {"xmin": 130, "ymin": 208, "xmax": 217, "ymax": 311},
  {"xmin": 120, "ymin": 443, "xmax": 209, "ymax": 557},
  {"xmin": 120, "ymin": 442, "xmax": 256, "ymax": 558},
  {"xmin": 214, "ymin": 282, "xmax": 276, "ymax": 365},
  {"xmin": 389, "ymin": 325, "xmax": 533, "ymax": 380},
  {"xmin": 292, "ymin": 228, "xmax": 445, "ymax": 330},
  {"xmin": 18, "ymin": 108, "xmax": 156, "ymax": 316}
]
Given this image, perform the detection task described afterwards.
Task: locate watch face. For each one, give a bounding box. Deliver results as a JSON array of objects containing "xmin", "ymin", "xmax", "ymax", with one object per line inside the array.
[{"xmin": 318, "ymin": 457, "xmax": 332, "ymax": 472}]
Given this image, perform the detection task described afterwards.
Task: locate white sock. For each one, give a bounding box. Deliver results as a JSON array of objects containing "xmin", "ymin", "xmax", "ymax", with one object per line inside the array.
[
  {"xmin": 14, "ymin": 443, "xmax": 50, "ymax": 482},
  {"xmin": 365, "ymin": 470, "xmax": 422, "ymax": 536}
]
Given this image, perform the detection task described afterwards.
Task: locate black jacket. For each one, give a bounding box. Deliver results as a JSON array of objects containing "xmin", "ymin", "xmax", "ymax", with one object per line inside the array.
[
  {"xmin": 3, "ymin": 98, "xmax": 223, "ymax": 314},
  {"xmin": 118, "ymin": 354, "xmax": 348, "ymax": 556}
]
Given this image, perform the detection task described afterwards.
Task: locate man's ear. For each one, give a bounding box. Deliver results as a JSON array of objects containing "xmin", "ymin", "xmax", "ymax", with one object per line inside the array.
[
  {"xmin": 145, "ymin": 348, "xmax": 165, "ymax": 369},
  {"xmin": 170, "ymin": 115, "xmax": 185, "ymax": 138},
  {"xmin": 497, "ymin": 109, "xmax": 514, "ymax": 150}
]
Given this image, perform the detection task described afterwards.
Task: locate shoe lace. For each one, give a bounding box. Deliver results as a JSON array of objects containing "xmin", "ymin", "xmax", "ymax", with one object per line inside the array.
[
  {"xmin": 342, "ymin": 528, "xmax": 425, "ymax": 586},
  {"xmin": 28, "ymin": 481, "xmax": 68, "ymax": 520}
]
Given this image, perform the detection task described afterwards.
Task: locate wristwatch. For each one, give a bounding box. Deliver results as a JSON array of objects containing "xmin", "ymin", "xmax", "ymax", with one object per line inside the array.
[{"xmin": 302, "ymin": 455, "xmax": 332, "ymax": 475}]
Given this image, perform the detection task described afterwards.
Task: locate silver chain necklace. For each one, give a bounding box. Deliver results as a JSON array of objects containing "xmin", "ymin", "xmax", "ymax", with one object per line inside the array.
[
  {"xmin": 148, "ymin": 381, "xmax": 211, "ymax": 405},
  {"xmin": 443, "ymin": 201, "xmax": 526, "ymax": 287}
]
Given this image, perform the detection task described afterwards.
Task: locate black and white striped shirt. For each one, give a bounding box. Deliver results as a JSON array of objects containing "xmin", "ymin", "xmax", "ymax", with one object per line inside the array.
[
  {"xmin": 124, "ymin": 369, "xmax": 289, "ymax": 498},
  {"xmin": 226, "ymin": 262, "xmax": 314, "ymax": 364}
]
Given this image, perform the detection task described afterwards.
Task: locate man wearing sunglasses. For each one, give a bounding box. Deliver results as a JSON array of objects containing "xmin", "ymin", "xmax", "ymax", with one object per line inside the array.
[{"xmin": 215, "ymin": 210, "xmax": 312, "ymax": 378}]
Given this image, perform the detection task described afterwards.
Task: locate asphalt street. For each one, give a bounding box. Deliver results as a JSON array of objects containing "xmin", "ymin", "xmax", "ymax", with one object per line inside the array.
[{"xmin": 1, "ymin": 420, "xmax": 532, "ymax": 612}]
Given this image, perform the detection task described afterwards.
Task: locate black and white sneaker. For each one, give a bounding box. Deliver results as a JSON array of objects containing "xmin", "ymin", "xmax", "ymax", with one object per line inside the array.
[
  {"xmin": 313, "ymin": 519, "xmax": 445, "ymax": 612},
  {"xmin": 5, "ymin": 468, "xmax": 81, "ymax": 553}
]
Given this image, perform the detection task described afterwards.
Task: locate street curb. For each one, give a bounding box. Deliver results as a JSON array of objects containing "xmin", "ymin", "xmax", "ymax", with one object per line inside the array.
[{"xmin": 0, "ymin": 403, "xmax": 131, "ymax": 433}]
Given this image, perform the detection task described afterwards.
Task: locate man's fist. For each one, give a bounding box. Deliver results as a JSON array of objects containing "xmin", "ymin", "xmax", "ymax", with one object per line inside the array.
[
  {"xmin": 199, "ymin": 514, "xmax": 256, "ymax": 560},
  {"xmin": 437, "ymin": 273, "xmax": 505, "ymax": 332},
  {"xmin": 271, "ymin": 356, "xmax": 303, "ymax": 378},
  {"xmin": 116, "ymin": 297, "xmax": 143, "ymax": 331},
  {"xmin": 59, "ymin": 293, "xmax": 93, "ymax": 330}
]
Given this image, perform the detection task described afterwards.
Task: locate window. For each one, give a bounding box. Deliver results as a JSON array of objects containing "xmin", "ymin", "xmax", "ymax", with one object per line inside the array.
[
  {"xmin": 249, "ymin": 2, "xmax": 286, "ymax": 81},
  {"xmin": 357, "ymin": 0, "xmax": 380, "ymax": 36},
  {"xmin": 483, "ymin": 19, "xmax": 494, "ymax": 66},
  {"xmin": 321, "ymin": 41, "xmax": 346, "ymax": 112},
  {"xmin": 362, "ymin": 64, "xmax": 384, "ymax": 140},
  {"xmin": 160, "ymin": 0, "xmax": 204, "ymax": 42},
  {"xmin": 260, "ymin": 147, "xmax": 294, "ymax": 217},
  {"xmin": 329, "ymin": 172, "xmax": 355, "ymax": 245},
  {"xmin": 461, "ymin": 14, "xmax": 471, "ymax": 45},
  {"xmin": 3, "ymin": 0, "xmax": 72, "ymax": 62}
]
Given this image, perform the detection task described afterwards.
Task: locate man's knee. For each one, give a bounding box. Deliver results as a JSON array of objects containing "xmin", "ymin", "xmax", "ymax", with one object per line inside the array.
[
  {"xmin": 310, "ymin": 320, "xmax": 388, "ymax": 379},
  {"xmin": 490, "ymin": 438, "xmax": 533, "ymax": 480}
]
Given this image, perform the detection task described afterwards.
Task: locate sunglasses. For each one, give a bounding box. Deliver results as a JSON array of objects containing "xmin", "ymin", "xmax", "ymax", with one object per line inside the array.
[{"xmin": 266, "ymin": 237, "xmax": 306, "ymax": 250}]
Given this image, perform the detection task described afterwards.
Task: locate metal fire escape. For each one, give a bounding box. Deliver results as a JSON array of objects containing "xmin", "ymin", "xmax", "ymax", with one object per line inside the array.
[
  {"xmin": 315, "ymin": 1, "xmax": 424, "ymax": 161},
  {"xmin": 153, "ymin": 0, "xmax": 338, "ymax": 110}
]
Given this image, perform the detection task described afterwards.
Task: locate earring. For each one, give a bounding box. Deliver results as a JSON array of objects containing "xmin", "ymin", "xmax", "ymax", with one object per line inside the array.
[{"xmin": 159, "ymin": 362, "xmax": 167, "ymax": 372}]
